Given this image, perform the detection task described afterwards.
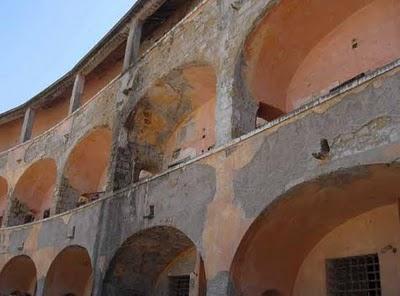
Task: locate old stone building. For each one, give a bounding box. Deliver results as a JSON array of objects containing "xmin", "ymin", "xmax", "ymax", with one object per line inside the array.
[{"xmin": 0, "ymin": 0, "xmax": 399, "ymax": 295}]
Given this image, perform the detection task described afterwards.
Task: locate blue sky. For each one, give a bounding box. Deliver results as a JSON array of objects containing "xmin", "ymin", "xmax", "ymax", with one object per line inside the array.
[{"xmin": 0, "ymin": 0, "xmax": 134, "ymax": 113}]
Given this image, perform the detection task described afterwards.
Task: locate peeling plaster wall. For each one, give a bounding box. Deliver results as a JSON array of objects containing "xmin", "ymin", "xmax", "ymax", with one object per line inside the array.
[{"xmin": 0, "ymin": 67, "xmax": 398, "ymax": 295}]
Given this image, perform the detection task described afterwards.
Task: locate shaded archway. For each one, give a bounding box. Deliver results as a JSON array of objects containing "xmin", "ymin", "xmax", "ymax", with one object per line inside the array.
[
  {"xmin": 0, "ymin": 255, "xmax": 37, "ymax": 295},
  {"xmin": 230, "ymin": 164, "xmax": 400, "ymax": 295},
  {"xmin": 57, "ymin": 127, "xmax": 112, "ymax": 213},
  {"xmin": 8, "ymin": 159, "xmax": 57, "ymax": 226},
  {"xmin": 44, "ymin": 246, "xmax": 93, "ymax": 296},
  {"xmin": 243, "ymin": 0, "xmax": 400, "ymax": 124},
  {"xmin": 103, "ymin": 226, "xmax": 206, "ymax": 296},
  {"xmin": 126, "ymin": 64, "xmax": 217, "ymax": 178},
  {"xmin": 0, "ymin": 177, "xmax": 8, "ymax": 226}
]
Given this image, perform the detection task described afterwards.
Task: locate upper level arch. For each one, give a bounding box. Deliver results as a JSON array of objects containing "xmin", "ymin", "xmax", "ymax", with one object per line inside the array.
[
  {"xmin": 0, "ymin": 255, "xmax": 37, "ymax": 296},
  {"xmin": 242, "ymin": 0, "xmax": 400, "ymax": 126},
  {"xmin": 56, "ymin": 127, "xmax": 112, "ymax": 213},
  {"xmin": 8, "ymin": 158, "xmax": 57, "ymax": 227},
  {"xmin": 126, "ymin": 63, "xmax": 217, "ymax": 178},
  {"xmin": 44, "ymin": 245, "xmax": 93, "ymax": 296}
]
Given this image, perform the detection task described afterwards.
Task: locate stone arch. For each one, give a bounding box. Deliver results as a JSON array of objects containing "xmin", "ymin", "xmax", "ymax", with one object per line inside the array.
[
  {"xmin": 43, "ymin": 245, "xmax": 93, "ymax": 296},
  {"xmin": 125, "ymin": 63, "xmax": 217, "ymax": 179},
  {"xmin": 230, "ymin": 164, "xmax": 400, "ymax": 295},
  {"xmin": 241, "ymin": 0, "xmax": 400, "ymax": 126},
  {"xmin": 8, "ymin": 158, "xmax": 57, "ymax": 226},
  {"xmin": 102, "ymin": 226, "xmax": 206, "ymax": 296},
  {"xmin": 0, "ymin": 255, "xmax": 37, "ymax": 295},
  {"xmin": 0, "ymin": 177, "xmax": 8, "ymax": 226},
  {"xmin": 56, "ymin": 127, "xmax": 112, "ymax": 213}
]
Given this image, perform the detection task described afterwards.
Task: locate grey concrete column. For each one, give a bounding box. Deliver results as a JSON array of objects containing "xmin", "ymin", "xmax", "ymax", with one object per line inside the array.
[
  {"xmin": 20, "ymin": 107, "xmax": 35, "ymax": 143},
  {"xmin": 123, "ymin": 19, "xmax": 143, "ymax": 72},
  {"xmin": 69, "ymin": 73, "xmax": 85, "ymax": 114}
]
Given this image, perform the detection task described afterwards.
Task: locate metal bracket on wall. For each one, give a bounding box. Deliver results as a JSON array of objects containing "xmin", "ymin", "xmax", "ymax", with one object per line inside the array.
[
  {"xmin": 17, "ymin": 241, "xmax": 24, "ymax": 251},
  {"xmin": 143, "ymin": 205, "xmax": 155, "ymax": 219},
  {"xmin": 67, "ymin": 225, "xmax": 76, "ymax": 239}
]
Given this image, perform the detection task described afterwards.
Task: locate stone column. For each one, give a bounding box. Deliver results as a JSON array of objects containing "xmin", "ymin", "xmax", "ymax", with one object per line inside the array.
[
  {"xmin": 215, "ymin": 59, "xmax": 258, "ymax": 147},
  {"xmin": 123, "ymin": 19, "xmax": 143, "ymax": 72},
  {"xmin": 69, "ymin": 73, "xmax": 85, "ymax": 114},
  {"xmin": 20, "ymin": 107, "xmax": 35, "ymax": 143},
  {"xmin": 215, "ymin": 1, "xmax": 258, "ymax": 147}
]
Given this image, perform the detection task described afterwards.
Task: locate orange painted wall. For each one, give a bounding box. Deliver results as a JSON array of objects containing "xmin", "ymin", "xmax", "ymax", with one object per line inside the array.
[
  {"xmin": 245, "ymin": 0, "xmax": 400, "ymax": 114},
  {"xmin": 65, "ymin": 128, "xmax": 112, "ymax": 194},
  {"xmin": 0, "ymin": 256, "xmax": 36, "ymax": 296},
  {"xmin": 0, "ymin": 118, "xmax": 22, "ymax": 153},
  {"xmin": 81, "ymin": 59, "xmax": 122, "ymax": 105},
  {"xmin": 287, "ymin": 0, "xmax": 400, "ymax": 109},
  {"xmin": 31, "ymin": 97, "xmax": 69, "ymax": 139},
  {"xmin": 14, "ymin": 159, "xmax": 57, "ymax": 219},
  {"xmin": 44, "ymin": 247, "xmax": 93, "ymax": 296},
  {"xmin": 294, "ymin": 204, "xmax": 400, "ymax": 295}
]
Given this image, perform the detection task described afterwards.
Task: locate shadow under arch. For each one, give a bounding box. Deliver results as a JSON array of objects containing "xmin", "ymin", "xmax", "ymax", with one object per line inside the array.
[
  {"xmin": 102, "ymin": 226, "xmax": 206, "ymax": 296},
  {"xmin": 56, "ymin": 126, "xmax": 112, "ymax": 213},
  {"xmin": 43, "ymin": 245, "xmax": 93, "ymax": 296},
  {"xmin": 0, "ymin": 255, "xmax": 37, "ymax": 295},
  {"xmin": 8, "ymin": 158, "xmax": 57, "ymax": 226},
  {"xmin": 229, "ymin": 163, "xmax": 400, "ymax": 295},
  {"xmin": 124, "ymin": 63, "xmax": 217, "ymax": 180},
  {"xmin": 240, "ymin": 0, "xmax": 400, "ymax": 126}
]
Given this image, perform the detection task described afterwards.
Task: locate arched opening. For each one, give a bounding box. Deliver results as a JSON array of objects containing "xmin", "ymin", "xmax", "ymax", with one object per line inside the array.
[
  {"xmin": 8, "ymin": 159, "xmax": 57, "ymax": 226},
  {"xmin": 57, "ymin": 127, "xmax": 112, "ymax": 213},
  {"xmin": 0, "ymin": 177, "xmax": 8, "ymax": 226},
  {"xmin": 44, "ymin": 246, "xmax": 93, "ymax": 296},
  {"xmin": 0, "ymin": 255, "xmax": 37, "ymax": 296},
  {"xmin": 244, "ymin": 0, "xmax": 400, "ymax": 124},
  {"xmin": 126, "ymin": 64, "xmax": 217, "ymax": 178},
  {"xmin": 103, "ymin": 226, "xmax": 206, "ymax": 295},
  {"xmin": 230, "ymin": 164, "xmax": 400, "ymax": 295}
]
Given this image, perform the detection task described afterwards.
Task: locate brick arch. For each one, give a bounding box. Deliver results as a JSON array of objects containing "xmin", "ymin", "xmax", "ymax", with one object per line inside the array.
[
  {"xmin": 56, "ymin": 127, "xmax": 112, "ymax": 214},
  {"xmin": 102, "ymin": 226, "xmax": 206, "ymax": 296},
  {"xmin": 241, "ymin": 0, "xmax": 400, "ymax": 124},
  {"xmin": 0, "ymin": 255, "xmax": 37, "ymax": 295},
  {"xmin": 229, "ymin": 164, "xmax": 400, "ymax": 295},
  {"xmin": 44, "ymin": 245, "xmax": 93, "ymax": 296},
  {"xmin": 8, "ymin": 158, "xmax": 57, "ymax": 226}
]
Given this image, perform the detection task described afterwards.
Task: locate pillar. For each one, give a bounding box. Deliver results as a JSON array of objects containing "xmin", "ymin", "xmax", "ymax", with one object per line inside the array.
[
  {"xmin": 215, "ymin": 61, "xmax": 258, "ymax": 147},
  {"xmin": 20, "ymin": 107, "xmax": 35, "ymax": 143},
  {"xmin": 123, "ymin": 19, "xmax": 143, "ymax": 72},
  {"xmin": 69, "ymin": 73, "xmax": 85, "ymax": 114}
]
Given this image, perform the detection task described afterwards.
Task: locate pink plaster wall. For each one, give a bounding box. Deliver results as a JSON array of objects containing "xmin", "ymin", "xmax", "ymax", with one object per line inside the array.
[
  {"xmin": 31, "ymin": 97, "xmax": 69, "ymax": 139},
  {"xmin": 0, "ymin": 118, "xmax": 22, "ymax": 153},
  {"xmin": 287, "ymin": 0, "xmax": 400, "ymax": 110},
  {"xmin": 294, "ymin": 204, "xmax": 400, "ymax": 295}
]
